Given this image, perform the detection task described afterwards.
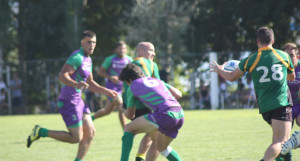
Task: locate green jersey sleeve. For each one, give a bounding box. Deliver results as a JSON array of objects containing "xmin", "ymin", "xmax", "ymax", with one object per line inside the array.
[
  {"xmin": 101, "ymin": 55, "xmax": 115, "ymax": 69},
  {"xmin": 126, "ymin": 87, "xmax": 136, "ymax": 108},
  {"xmin": 153, "ymin": 62, "xmax": 161, "ymax": 79},
  {"xmin": 126, "ymin": 55, "xmax": 133, "ymax": 62},
  {"xmin": 66, "ymin": 53, "xmax": 83, "ymax": 70}
]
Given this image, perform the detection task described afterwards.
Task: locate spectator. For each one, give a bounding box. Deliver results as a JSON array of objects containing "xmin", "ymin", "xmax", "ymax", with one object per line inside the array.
[
  {"xmin": 0, "ymin": 77, "xmax": 8, "ymax": 115},
  {"xmin": 198, "ymin": 81, "xmax": 210, "ymax": 109},
  {"xmin": 10, "ymin": 73, "xmax": 24, "ymax": 114}
]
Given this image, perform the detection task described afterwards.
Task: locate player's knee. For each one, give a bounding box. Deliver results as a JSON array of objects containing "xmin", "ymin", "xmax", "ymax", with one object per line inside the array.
[
  {"xmin": 113, "ymin": 97, "xmax": 123, "ymax": 106},
  {"xmin": 155, "ymin": 142, "xmax": 168, "ymax": 152},
  {"xmin": 71, "ymin": 135, "xmax": 82, "ymax": 143},
  {"xmin": 124, "ymin": 124, "xmax": 135, "ymax": 134},
  {"xmin": 86, "ymin": 128, "xmax": 96, "ymax": 140}
]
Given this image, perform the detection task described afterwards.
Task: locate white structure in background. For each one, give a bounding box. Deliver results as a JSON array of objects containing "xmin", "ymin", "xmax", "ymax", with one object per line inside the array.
[
  {"xmin": 209, "ymin": 52, "xmax": 219, "ymax": 110},
  {"xmin": 189, "ymin": 71, "xmax": 197, "ymax": 109}
]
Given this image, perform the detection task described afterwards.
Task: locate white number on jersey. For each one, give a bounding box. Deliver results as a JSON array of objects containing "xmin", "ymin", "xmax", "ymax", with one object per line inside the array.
[
  {"xmin": 143, "ymin": 78, "xmax": 159, "ymax": 87},
  {"xmin": 256, "ymin": 64, "xmax": 284, "ymax": 83}
]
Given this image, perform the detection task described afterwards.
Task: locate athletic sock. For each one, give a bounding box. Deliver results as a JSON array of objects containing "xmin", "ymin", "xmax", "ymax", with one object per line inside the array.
[
  {"xmin": 74, "ymin": 158, "xmax": 82, "ymax": 161},
  {"xmin": 39, "ymin": 128, "xmax": 48, "ymax": 137},
  {"xmin": 120, "ymin": 132, "xmax": 134, "ymax": 161},
  {"xmin": 160, "ymin": 146, "xmax": 182, "ymax": 161},
  {"xmin": 135, "ymin": 153, "xmax": 145, "ymax": 161},
  {"xmin": 275, "ymin": 157, "xmax": 284, "ymax": 161},
  {"xmin": 282, "ymin": 151, "xmax": 292, "ymax": 161}
]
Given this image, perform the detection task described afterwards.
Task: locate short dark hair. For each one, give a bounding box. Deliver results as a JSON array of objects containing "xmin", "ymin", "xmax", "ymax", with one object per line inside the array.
[
  {"xmin": 257, "ymin": 27, "xmax": 274, "ymax": 45},
  {"xmin": 119, "ymin": 64, "xmax": 145, "ymax": 83},
  {"xmin": 81, "ymin": 30, "xmax": 96, "ymax": 40},
  {"xmin": 115, "ymin": 41, "xmax": 126, "ymax": 49}
]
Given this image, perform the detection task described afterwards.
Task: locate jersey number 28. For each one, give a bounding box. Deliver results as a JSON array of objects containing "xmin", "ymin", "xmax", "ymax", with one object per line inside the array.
[{"xmin": 256, "ymin": 64, "xmax": 283, "ymax": 83}]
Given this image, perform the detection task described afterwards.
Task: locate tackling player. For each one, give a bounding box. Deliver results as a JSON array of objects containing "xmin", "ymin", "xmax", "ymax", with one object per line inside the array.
[{"xmin": 119, "ymin": 63, "xmax": 184, "ymax": 161}]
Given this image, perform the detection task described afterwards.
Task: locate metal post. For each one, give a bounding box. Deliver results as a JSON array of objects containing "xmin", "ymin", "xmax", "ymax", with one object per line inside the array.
[
  {"xmin": 209, "ymin": 52, "xmax": 219, "ymax": 110},
  {"xmin": 6, "ymin": 66, "xmax": 11, "ymax": 114},
  {"xmin": 189, "ymin": 71, "xmax": 196, "ymax": 109}
]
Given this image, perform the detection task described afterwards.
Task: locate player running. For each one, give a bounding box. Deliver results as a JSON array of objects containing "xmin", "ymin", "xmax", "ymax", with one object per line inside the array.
[
  {"xmin": 92, "ymin": 41, "xmax": 133, "ymax": 129},
  {"xmin": 27, "ymin": 30, "xmax": 118, "ymax": 161},
  {"xmin": 119, "ymin": 63, "xmax": 183, "ymax": 161}
]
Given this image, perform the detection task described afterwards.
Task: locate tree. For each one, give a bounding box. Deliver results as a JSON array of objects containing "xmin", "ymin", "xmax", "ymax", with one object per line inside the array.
[
  {"xmin": 189, "ymin": 0, "xmax": 300, "ymax": 54},
  {"xmin": 119, "ymin": 0, "xmax": 198, "ymax": 66},
  {"xmin": 0, "ymin": 0, "xmax": 16, "ymax": 66},
  {"xmin": 83, "ymin": 0, "xmax": 134, "ymax": 61}
]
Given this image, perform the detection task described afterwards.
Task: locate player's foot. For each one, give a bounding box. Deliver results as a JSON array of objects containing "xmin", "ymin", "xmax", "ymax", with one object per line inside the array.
[
  {"xmin": 27, "ymin": 125, "xmax": 41, "ymax": 148},
  {"xmin": 281, "ymin": 131, "xmax": 300, "ymax": 155}
]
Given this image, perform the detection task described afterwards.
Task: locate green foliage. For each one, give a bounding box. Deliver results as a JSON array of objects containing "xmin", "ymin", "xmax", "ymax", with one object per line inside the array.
[
  {"xmin": 83, "ymin": 0, "xmax": 134, "ymax": 63},
  {"xmin": 18, "ymin": 0, "xmax": 73, "ymax": 60},
  {"xmin": 1, "ymin": 110, "xmax": 300, "ymax": 160},
  {"xmin": 189, "ymin": 0, "xmax": 300, "ymax": 53},
  {"xmin": 0, "ymin": 0, "xmax": 16, "ymax": 60}
]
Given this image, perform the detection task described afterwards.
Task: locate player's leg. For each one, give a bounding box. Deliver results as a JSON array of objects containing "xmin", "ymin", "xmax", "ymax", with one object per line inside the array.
[
  {"xmin": 75, "ymin": 113, "xmax": 95, "ymax": 160},
  {"xmin": 136, "ymin": 134, "xmax": 152, "ymax": 161},
  {"xmin": 155, "ymin": 132, "xmax": 182, "ymax": 161},
  {"xmin": 121, "ymin": 116, "xmax": 158, "ymax": 161},
  {"xmin": 134, "ymin": 108, "xmax": 153, "ymax": 161},
  {"xmin": 145, "ymin": 132, "xmax": 159, "ymax": 161},
  {"xmin": 27, "ymin": 99, "xmax": 86, "ymax": 147},
  {"xmin": 93, "ymin": 99, "xmax": 115, "ymax": 119},
  {"xmin": 115, "ymin": 96, "xmax": 126, "ymax": 129},
  {"xmin": 263, "ymin": 119, "xmax": 291, "ymax": 161},
  {"xmin": 295, "ymin": 106, "xmax": 300, "ymax": 126},
  {"xmin": 27, "ymin": 123, "xmax": 84, "ymax": 148}
]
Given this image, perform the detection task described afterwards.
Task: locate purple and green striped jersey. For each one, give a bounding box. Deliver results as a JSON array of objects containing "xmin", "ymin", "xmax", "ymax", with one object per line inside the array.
[
  {"xmin": 288, "ymin": 61, "xmax": 300, "ymax": 106},
  {"xmin": 126, "ymin": 77, "xmax": 180, "ymax": 112},
  {"xmin": 102, "ymin": 54, "xmax": 133, "ymax": 90},
  {"xmin": 59, "ymin": 47, "xmax": 92, "ymax": 100}
]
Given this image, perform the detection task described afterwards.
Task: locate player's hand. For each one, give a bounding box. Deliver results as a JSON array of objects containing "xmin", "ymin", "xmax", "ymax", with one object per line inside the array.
[
  {"xmin": 108, "ymin": 76, "xmax": 120, "ymax": 84},
  {"xmin": 75, "ymin": 81, "xmax": 89, "ymax": 90},
  {"xmin": 209, "ymin": 60, "xmax": 225, "ymax": 72},
  {"xmin": 105, "ymin": 89, "xmax": 118, "ymax": 98}
]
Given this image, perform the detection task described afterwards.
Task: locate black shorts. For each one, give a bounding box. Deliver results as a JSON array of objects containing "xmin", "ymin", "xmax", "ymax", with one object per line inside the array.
[
  {"xmin": 262, "ymin": 106, "xmax": 292, "ymax": 124},
  {"xmin": 132, "ymin": 108, "xmax": 152, "ymax": 120}
]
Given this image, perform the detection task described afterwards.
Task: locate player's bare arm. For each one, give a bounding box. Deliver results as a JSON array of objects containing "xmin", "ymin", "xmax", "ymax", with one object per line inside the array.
[
  {"xmin": 86, "ymin": 72, "xmax": 118, "ymax": 98},
  {"xmin": 287, "ymin": 72, "xmax": 295, "ymax": 81},
  {"xmin": 125, "ymin": 106, "xmax": 136, "ymax": 119},
  {"xmin": 168, "ymin": 85, "xmax": 182, "ymax": 99},
  {"xmin": 209, "ymin": 60, "xmax": 244, "ymax": 82},
  {"xmin": 98, "ymin": 66, "xmax": 119, "ymax": 84},
  {"xmin": 59, "ymin": 63, "xmax": 89, "ymax": 90}
]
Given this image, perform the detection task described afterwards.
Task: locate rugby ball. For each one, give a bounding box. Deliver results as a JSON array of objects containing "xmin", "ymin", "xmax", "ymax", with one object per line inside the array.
[{"xmin": 224, "ymin": 60, "xmax": 240, "ymax": 71}]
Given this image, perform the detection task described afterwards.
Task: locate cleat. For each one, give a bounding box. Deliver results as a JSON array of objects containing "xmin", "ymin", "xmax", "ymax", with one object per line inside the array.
[
  {"xmin": 281, "ymin": 131, "xmax": 300, "ymax": 155},
  {"xmin": 27, "ymin": 125, "xmax": 41, "ymax": 148}
]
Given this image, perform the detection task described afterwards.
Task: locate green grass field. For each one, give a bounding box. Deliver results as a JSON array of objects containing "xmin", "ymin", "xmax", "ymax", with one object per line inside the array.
[{"xmin": 1, "ymin": 109, "xmax": 300, "ymax": 161}]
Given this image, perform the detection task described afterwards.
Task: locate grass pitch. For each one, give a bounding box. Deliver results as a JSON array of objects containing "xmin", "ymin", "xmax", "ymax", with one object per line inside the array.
[{"xmin": 1, "ymin": 109, "xmax": 300, "ymax": 161}]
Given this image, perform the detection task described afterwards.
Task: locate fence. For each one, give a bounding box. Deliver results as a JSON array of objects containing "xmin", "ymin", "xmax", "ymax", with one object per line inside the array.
[{"xmin": 1, "ymin": 52, "xmax": 257, "ymax": 115}]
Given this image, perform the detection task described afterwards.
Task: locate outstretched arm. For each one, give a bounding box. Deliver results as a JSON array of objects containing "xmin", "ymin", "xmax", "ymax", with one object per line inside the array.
[
  {"xmin": 209, "ymin": 60, "xmax": 244, "ymax": 82},
  {"xmin": 168, "ymin": 85, "xmax": 182, "ymax": 99},
  {"xmin": 86, "ymin": 72, "xmax": 118, "ymax": 98}
]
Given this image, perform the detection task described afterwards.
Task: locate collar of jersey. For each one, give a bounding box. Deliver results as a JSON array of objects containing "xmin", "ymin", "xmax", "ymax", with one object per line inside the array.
[{"xmin": 258, "ymin": 46, "xmax": 273, "ymax": 52}]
